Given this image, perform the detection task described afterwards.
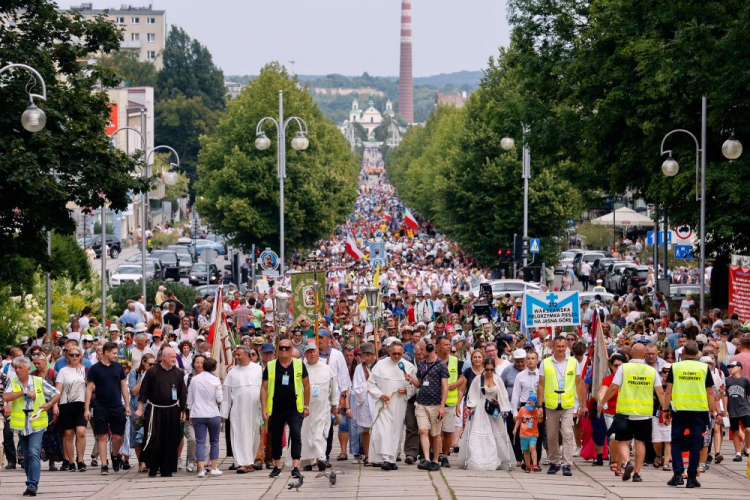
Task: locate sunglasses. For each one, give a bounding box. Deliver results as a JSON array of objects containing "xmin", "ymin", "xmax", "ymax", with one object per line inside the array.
[
  {"xmin": 250, "ymin": 351, "xmax": 258, "ymax": 356},
  {"xmin": 566, "ymin": 338, "xmax": 576, "ymax": 342},
  {"xmin": 451, "ymin": 350, "xmax": 457, "ymax": 354},
  {"xmin": 143, "ymin": 362, "xmax": 154, "ymax": 367},
  {"xmin": 612, "ymin": 363, "xmax": 623, "ymax": 368},
  {"xmin": 485, "ymin": 368, "xmax": 495, "ymax": 372},
  {"xmin": 278, "ymin": 346, "xmax": 291, "ymax": 351},
  {"xmin": 68, "ymin": 353, "xmax": 81, "ymax": 358},
  {"xmin": 661, "ymin": 369, "xmax": 670, "ymax": 374},
  {"xmin": 391, "ymin": 352, "xmax": 403, "ymax": 356}
]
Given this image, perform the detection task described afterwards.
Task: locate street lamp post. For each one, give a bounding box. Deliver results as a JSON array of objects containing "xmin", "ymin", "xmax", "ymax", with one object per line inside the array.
[
  {"xmin": 660, "ymin": 95, "xmax": 743, "ymax": 316},
  {"xmin": 2, "ymin": 63, "xmax": 50, "ymax": 332},
  {"xmin": 109, "ymin": 125, "xmax": 180, "ymax": 301},
  {"xmin": 501, "ymin": 126, "xmax": 531, "ymax": 268},
  {"xmin": 255, "ymin": 90, "xmax": 310, "ymax": 276}
]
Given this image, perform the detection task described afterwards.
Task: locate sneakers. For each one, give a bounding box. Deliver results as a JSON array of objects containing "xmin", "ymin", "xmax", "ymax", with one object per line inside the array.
[
  {"xmin": 429, "ymin": 461, "xmax": 440, "ymax": 472},
  {"xmin": 686, "ymin": 476, "xmax": 701, "ymax": 488},
  {"xmin": 269, "ymin": 467, "xmax": 282, "ymax": 478},
  {"xmin": 404, "ymin": 456, "xmax": 416, "ymax": 465},
  {"xmin": 291, "ymin": 467, "xmax": 302, "ymax": 479},
  {"xmin": 573, "ymin": 447, "xmax": 582, "ymax": 457},
  {"xmin": 60, "ymin": 460, "xmax": 70, "ymax": 471},
  {"xmin": 210, "ymin": 469, "xmax": 223, "ymax": 476},
  {"xmin": 622, "ymin": 462, "xmax": 634, "ymax": 481},
  {"xmin": 100, "ymin": 465, "xmax": 109, "ymax": 475},
  {"xmin": 417, "ymin": 459, "xmax": 432, "ymax": 471},
  {"xmin": 547, "ymin": 464, "xmax": 560, "ymax": 475},
  {"xmin": 632, "ymin": 473, "xmax": 642, "ymax": 482},
  {"xmin": 439, "ymin": 456, "xmax": 451, "ymax": 468},
  {"xmin": 111, "ymin": 455, "xmax": 120, "ymax": 473},
  {"xmin": 186, "ymin": 461, "xmax": 195, "ymax": 473},
  {"xmin": 524, "ymin": 466, "xmax": 531, "ymax": 473},
  {"xmin": 122, "ymin": 462, "xmax": 131, "ymax": 471},
  {"xmin": 302, "ymin": 465, "xmax": 313, "ymax": 472},
  {"xmin": 667, "ymin": 475, "xmax": 684, "ymax": 486},
  {"xmin": 177, "ymin": 458, "xmax": 184, "ymax": 470},
  {"xmin": 697, "ymin": 464, "xmax": 705, "ymax": 473},
  {"xmin": 77, "ymin": 462, "xmax": 87, "ymax": 472},
  {"xmin": 197, "ymin": 470, "xmax": 206, "ymax": 478},
  {"xmin": 714, "ymin": 454, "xmax": 724, "ymax": 464},
  {"xmin": 22, "ymin": 486, "xmax": 37, "ymax": 497},
  {"xmin": 562, "ymin": 465, "xmax": 572, "ymax": 477},
  {"xmin": 733, "ymin": 454, "xmax": 743, "ymax": 462},
  {"xmin": 90, "ymin": 458, "xmax": 98, "ymax": 467},
  {"xmin": 317, "ymin": 459, "xmax": 327, "ymax": 472}
]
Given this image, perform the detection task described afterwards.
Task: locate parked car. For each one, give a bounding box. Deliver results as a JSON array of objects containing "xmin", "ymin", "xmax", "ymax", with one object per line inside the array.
[
  {"xmin": 195, "ymin": 284, "xmax": 221, "ymax": 297},
  {"xmin": 591, "ymin": 257, "xmax": 619, "ymax": 282},
  {"xmin": 606, "ymin": 263, "xmax": 637, "ymax": 294},
  {"xmin": 109, "ymin": 264, "xmax": 145, "ymax": 287},
  {"xmin": 623, "ymin": 265, "xmax": 650, "ymax": 292},
  {"xmin": 578, "ymin": 291, "xmax": 615, "ymax": 305},
  {"xmin": 555, "ymin": 249, "xmax": 583, "ymax": 274},
  {"xmin": 149, "ymin": 250, "xmax": 181, "ymax": 281},
  {"xmin": 189, "ymin": 263, "xmax": 221, "ymax": 286},
  {"xmin": 89, "ymin": 234, "xmax": 122, "ymax": 259},
  {"xmin": 670, "ymin": 284, "xmax": 709, "ymax": 301},
  {"xmin": 193, "ymin": 238, "xmax": 227, "ymax": 256},
  {"xmin": 573, "ymin": 251, "xmax": 607, "ymax": 278},
  {"xmin": 167, "ymin": 245, "xmax": 195, "ymax": 277}
]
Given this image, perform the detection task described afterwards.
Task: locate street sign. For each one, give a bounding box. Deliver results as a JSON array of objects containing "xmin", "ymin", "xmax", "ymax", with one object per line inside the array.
[
  {"xmin": 529, "ymin": 238, "xmax": 540, "ymax": 254},
  {"xmin": 674, "ymin": 225, "xmax": 693, "ymax": 240},
  {"xmin": 259, "ymin": 248, "xmax": 280, "ymax": 271},
  {"xmin": 647, "ymin": 230, "xmax": 672, "ymax": 245},
  {"xmin": 522, "ymin": 291, "xmax": 581, "ymax": 328},
  {"xmin": 200, "ymin": 249, "xmax": 218, "ymax": 263},
  {"xmin": 674, "ymin": 245, "xmax": 694, "ymax": 260}
]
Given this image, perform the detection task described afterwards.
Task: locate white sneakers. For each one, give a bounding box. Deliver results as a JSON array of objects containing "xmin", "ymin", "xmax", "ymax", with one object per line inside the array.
[
  {"xmin": 196, "ymin": 470, "xmax": 206, "ymax": 478},
  {"xmin": 186, "ymin": 461, "xmax": 195, "ymax": 473},
  {"xmin": 177, "ymin": 458, "xmax": 184, "ymax": 470},
  {"xmin": 210, "ymin": 469, "xmax": 223, "ymax": 476}
]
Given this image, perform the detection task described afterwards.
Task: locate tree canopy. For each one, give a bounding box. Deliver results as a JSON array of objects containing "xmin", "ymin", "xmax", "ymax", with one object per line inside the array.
[
  {"xmin": 157, "ymin": 25, "xmax": 226, "ymax": 111},
  {"xmin": 195, "ymin": 63, "xmax": 360, "ymax": 253},
  {"xmin": 0, "ymin": 0, "xmax": 146, "ymax": 272}
]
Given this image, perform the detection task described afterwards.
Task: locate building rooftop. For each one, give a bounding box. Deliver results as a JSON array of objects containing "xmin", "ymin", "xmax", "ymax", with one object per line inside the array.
[{"xmin": 66, "ymin": 3, "xmax": 165, "ymax": 15}]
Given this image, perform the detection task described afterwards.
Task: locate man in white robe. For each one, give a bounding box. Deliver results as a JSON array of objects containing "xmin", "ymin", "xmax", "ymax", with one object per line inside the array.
[
  {"xmin": 367, "ymin": 340, "xmax": 416, "ymax": 470},
  {"xmin": 300, "ymin": 343, "xmax": 339, "ymax": 471},
  {"xmin": 220, "ymin": 345, "xmax": 263, "ymax": 473}
]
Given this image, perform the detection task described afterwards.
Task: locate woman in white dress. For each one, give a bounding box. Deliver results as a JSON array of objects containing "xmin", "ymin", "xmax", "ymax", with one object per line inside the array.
[{"xmin": 457, "ymin": 357, "xmax": 516, "ymax": 471}]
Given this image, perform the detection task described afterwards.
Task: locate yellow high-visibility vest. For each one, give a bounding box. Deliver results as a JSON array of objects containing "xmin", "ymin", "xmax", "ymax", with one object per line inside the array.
[
  {"xmin": 617, "ymin": 363, "xmax": 656, "ymax": 416},
  {"xmin": 266, "ymin": 358, "xmax": 304, "ymax": 415},
  {"xmin": 445, "ymin": 356, "xmax": 459, "ymax": 407},
  {"xmin": 10, "ymin": 377, "xmax": 48, "ymax": 432},
  {"xmin": 671, "ymin": 360, "xmax": 709, "ymax": 412},
  {"xmin": 543, "ymin": 357, "xmax": 577, "ymax": 410}
]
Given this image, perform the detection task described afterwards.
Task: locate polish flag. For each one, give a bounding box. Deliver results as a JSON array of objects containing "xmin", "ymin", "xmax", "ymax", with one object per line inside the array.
[
  {"xmin": 403, "ymin": 208, "xmax": 418, "ymax": 231},
  {"xmin": 345, "ymin": 231, "xmax": 365, "ymax": 260}
]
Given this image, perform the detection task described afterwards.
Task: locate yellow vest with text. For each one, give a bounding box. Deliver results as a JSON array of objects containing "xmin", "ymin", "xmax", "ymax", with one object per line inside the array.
[
  {"xmin": 445, "ymin": 356, "xmax": 459, "ymax": 407},
  {"xmin": 543, "ymin": 357, "xmax": 577, "ymax": 410},
  {"xmin": 671, "ymin": 359, "xmax": 709, "ymax": 411},
  {"xmin": 617, "ymin": 362, "xmax": 656, "ymax": 416},
  {"xmin": 266, "ymin": 358, "xmax": 304, "ymax": 415},
  {"xmin": 10, "ymin": 376, "xmax": 49, "ymax": 431}
]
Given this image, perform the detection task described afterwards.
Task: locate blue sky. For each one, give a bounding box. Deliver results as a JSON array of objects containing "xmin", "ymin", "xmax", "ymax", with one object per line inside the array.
[{"xmin": 54, "ymin": 0, "xmax": 510, "ymax": 76}]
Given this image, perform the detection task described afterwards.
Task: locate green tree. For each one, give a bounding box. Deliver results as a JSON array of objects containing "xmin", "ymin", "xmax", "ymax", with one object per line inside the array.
[
  {"xmin": 100, "ymin": 50, "xmax": 158, "ymax": 87},
  {"xmin": 195, "ymin": 63, "xmax": 360, "ymax": 253},
  {"xmin": 50, "ymin": 233, "xmax": 91, "ymax": 283},
  {"xmin": 154, "ymin": 95, "xmax": 221, "ymax": 190},
  {"xmin": 157, "ymin": 26, "xmax": 226, "ymax": 111},
  {"xmin": 1, "ymin": 1, "xmax": 147, "ymax": 275}
]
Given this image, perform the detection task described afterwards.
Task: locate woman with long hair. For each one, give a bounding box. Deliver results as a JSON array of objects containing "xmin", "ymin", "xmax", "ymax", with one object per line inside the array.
[
  {"xmin": 652, "ymin": 361, "xmax": 672, "ymax": 471},
  {"xmin": 457, "ymin": 350, "xmax": 484, "ymax": 431},
  {"xmin": 457, "ymin": 357, "xmax": 515, "ymax": 470},
  {"xmin": 147, "ymin": 308, "xmax": 162, "ymax": 334},
  {"xmin": 129, "ymin": 353, "xmax": 156, "ymax": 473},
  {"xmin": 54, "ymin": 345, "xmax": 88, "ymax": 472}
]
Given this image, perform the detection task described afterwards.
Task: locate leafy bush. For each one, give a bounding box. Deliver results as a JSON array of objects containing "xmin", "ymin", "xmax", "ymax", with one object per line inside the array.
[
  {"xmin": 577, "ymin": 222, "xmax": 615, "ymax": 251},
  {"xmin": 110, "ymin": 280, "xmax": 198, "ymax": 311},
  {"xmin": 51, "ymin": 233, "xmax": 92, "ymax": 282}
]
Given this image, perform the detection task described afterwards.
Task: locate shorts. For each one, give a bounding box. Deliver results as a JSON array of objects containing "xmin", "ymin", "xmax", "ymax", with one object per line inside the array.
[
  {"xmin": 604, "ymin": 414, "xmax": 615, "ymax": 438},
  {"xmin": 57, "ymin": 402, "xmax": 87, "ymax": 430},
  {"xmin": 442, "ymin": 405, "xmax": 457, "ymax": 433},
  {"xmin": 520, "ymin": 436, "xmax": 538, "ymax": 451},
  {"xmin": 729, "ymin": 415, "xmax": 750, "ymax": 432},
  {"xmin": 339, "ymin": 413, "xmax": 351, "ymax": 433},
  {"xmin": 613, "ymin": 414, "xmax": 651, "ymax": 443},
  {"xmin": 415, "ymin": 404, "xmax": 442, "ymax": 437},
  {"xmin": 91, "ymin": 404, "xmax": 127, "ymax": 437},
  {"xmin": 703, "ymin": 417, "xmax": 715, "ymax": 447}
]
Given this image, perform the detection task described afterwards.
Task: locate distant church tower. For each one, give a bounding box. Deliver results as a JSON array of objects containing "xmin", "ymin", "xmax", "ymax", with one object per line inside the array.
[{"xmin": 399, "ymin": 0, "xmax": 414, "ymax": 124}]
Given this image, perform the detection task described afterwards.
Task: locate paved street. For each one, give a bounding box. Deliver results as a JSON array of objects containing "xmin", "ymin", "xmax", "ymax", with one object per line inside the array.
[{"xmin": 1, "ymin": 429, "xmax": 747, "ymax": 499}]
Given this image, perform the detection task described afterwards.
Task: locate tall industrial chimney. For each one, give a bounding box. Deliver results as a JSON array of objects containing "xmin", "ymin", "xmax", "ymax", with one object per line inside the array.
[{"xmin": 399, "ymin": 0, "xmax": 414, "ymax": 124}]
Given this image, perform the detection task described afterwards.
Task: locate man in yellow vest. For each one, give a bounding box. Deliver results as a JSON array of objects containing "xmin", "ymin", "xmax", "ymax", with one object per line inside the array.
[
  {"xmin": 260, "ymin": 339, "xmax": 311, "ymax": 480},
  {"xmin": 436, "ymin": 335, "xmax": 459, "ymax": 468},
  {"xmin": 663, "ymin": 340, "xmax": 715, "ymax": 488},
  {"xmin": 2, "ymin": 356, "xmax": 60, "ymax": 497},
  {"xmin": 599, "ymin": 343, "xmax": 666, "ymax": 482},
  {"xmin": 537, "ymin": 335, "xmax": 585, "ymax": 476}
]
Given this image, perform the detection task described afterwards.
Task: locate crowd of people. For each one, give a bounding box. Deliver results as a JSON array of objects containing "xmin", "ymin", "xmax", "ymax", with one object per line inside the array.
[{"xmin": 3, "ymin": 151, "xmax": 750, "ymax": 497}]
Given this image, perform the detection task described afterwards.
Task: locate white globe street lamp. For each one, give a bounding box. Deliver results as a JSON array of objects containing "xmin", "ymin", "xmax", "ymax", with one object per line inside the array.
[
  {"xmin": 500, "ymin": 136, "xmax": 515, "ymax": 151},
  {"xmin": 721, "ymin": 133, "xmax": 743, "ymax": 160},
  {"xmin": 21, "ymin": 102, "xmax": 47, "ymax": 132},
  {"xmin": 661, "ymin": 156, "xmax": 679, "ymax": 177}
]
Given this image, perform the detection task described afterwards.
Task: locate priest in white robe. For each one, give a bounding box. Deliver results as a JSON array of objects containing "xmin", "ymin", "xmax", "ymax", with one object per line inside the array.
[
  {"xmin": 220, "ymin": 345, "xmax": 263, "ymax": 473},
  {"xmin": 367, "ymin": 340, "xmax": 416, "ymax": 470},
  {"xmin": 300, "ymin": 343, "xmax": 339, "ymax": 471}
]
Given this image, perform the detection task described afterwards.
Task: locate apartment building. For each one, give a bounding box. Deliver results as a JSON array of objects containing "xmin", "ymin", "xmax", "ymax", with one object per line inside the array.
[{"xmin": 66, "ymin": 3, "xmax": 167, "ymax": 69}]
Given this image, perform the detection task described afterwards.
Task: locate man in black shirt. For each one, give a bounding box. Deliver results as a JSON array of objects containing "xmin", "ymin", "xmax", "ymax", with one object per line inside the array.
[
  {"xmin": 405, "ymin": 338, "xmax": 448, "ymax": 472},
  {"xmin": 162, "ymin": 302, "xmax": 181, "ymax": 331},
  {"xmin": 85, "ymin": 342, "xmax": 130, "ymax": 475},
  {"xmin": 723, "ymin": 361, "xmax": 750, "ymax": 461},
  {"xmin": 261, "ymin": 339, "xmax": 310, "ymax": 479}
]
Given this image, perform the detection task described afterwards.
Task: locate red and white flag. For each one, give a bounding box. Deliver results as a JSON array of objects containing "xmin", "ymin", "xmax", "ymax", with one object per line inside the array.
[
  {"xmin": 403, "ymin": 208, "xmax": 418, "ymax": 231},
  {"xmin": 345, "ymin": 230, "xmax": 365, "ymax": 260},
  {"xmin": 208, "ymin": 287, "xmax": 234, "ymax": 382}
]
